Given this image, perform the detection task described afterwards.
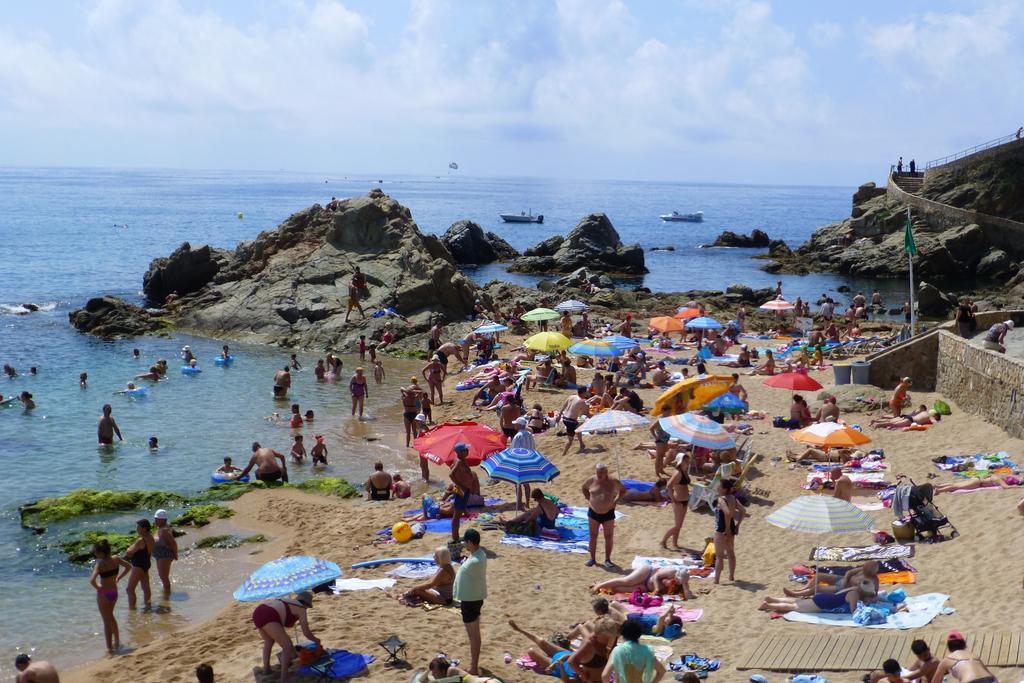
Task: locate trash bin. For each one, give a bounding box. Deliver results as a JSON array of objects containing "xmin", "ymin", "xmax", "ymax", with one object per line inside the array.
[
  {"xmin": 833, "ymin": 364, "xmax": 852, "ymax": 386},
  {"xmin": 850, "ymin": 360, "xmax": 870, "ymax": 385}
]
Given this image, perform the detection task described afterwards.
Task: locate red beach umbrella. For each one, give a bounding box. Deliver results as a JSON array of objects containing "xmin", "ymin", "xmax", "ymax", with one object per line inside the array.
[
  {"xmin": 413, "ymin": 421, "xmax": 508, "ymax": 466},
  {"xmin": 763, "ymin": 371, "xmax": 823, "ymax": 392}
]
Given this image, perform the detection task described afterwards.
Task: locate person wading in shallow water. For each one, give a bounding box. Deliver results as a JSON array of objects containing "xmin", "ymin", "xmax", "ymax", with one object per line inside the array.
[{"xmin": 97, "ymin": 403, "xmax": 123, "ymax": 445}]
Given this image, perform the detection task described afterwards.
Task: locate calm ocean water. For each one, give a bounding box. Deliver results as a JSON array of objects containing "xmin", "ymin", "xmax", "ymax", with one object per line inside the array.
[{"xmin": 0, "ymin": 167, "xmax": 904, "ymax": 673}]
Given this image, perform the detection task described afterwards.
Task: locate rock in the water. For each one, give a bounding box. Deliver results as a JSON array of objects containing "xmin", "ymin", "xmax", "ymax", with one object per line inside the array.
[
  {"xmin": 852, "ymin": 182, "xmax": 886, "ymax": 206},
  {"xmin": 705, "ymin": 229, "xmax": 770, "ymax": 248},
  {"xmin": 440, "ymin": 220, "xmax": 519, "ymax": 264},
  {"xmin": 69, "ymin": 296, "xmax": 163, "ymax": 339},
  {"xmin": 918, "ymin": 282, "xmax": 955, "ymax": 317},
  {"xmin": 767, "ymin": 240, "xmax": 792, "ymax": 258},
  {"xmin": 837, "ymin": 285, "xmax": 851, "ymax": 293},
  {"xmin": 510, "ymin": 213, "xmax": 646, "ymax": 275},
  {"xmin": 143, "ymin": 242, "xmax": 229, "ymax": 305},
  {"xmin": 649, "ymin": 245, "xmax": 675, "ymax": 252}
]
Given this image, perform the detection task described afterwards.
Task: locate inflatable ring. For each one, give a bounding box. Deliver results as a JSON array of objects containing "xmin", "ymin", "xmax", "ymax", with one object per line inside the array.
[
  {"xmin": 213, "ymin": 356, "xmax": 234, "ymax": 366},
  {"xmin": 181, "ymin": 366, "xmax": 201, "ymax": 375},
  {"xmin": 211, "ymin": 469, "xmax": 250, "ymax": 484}
]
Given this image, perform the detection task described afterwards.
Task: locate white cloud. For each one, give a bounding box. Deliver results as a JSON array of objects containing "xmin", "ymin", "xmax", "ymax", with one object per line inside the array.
[{"xmin": 809, "ymin": 21, "xmax": 842, "ymax": 47}]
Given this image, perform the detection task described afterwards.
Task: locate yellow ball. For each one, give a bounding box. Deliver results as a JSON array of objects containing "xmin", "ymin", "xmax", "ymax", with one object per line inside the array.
[{"xmin": 392, "ymin": 521, "xmax": 413, "ymax": 543}]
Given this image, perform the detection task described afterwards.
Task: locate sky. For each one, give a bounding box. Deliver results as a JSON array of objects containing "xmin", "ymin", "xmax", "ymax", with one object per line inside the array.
[{"xmin": 0, "ymin": 0, "xmax": 1021, "ymax": 185}]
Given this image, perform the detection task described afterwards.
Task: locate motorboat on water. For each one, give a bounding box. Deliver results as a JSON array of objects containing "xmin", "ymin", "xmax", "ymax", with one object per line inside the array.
[
  {"xmin": 659, "ymin": 211, "xmax": 704, "ymax": 222},
  {"xmin": 500, "ymin": 210, "xmax": 544, "ymax": 224}
]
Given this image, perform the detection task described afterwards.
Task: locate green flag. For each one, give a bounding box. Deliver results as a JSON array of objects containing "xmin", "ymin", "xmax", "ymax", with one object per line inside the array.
[{"xmin": 904, "ymin": 213, "xmax": 918, "ymax": 256}]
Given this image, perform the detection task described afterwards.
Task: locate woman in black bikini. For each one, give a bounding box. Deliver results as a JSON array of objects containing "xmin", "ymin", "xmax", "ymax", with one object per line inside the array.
[
  {"xmin": 662, "ymin": 453, "xmax": 691, "ymax": 550},
  {"xmin": 713, "ymin": 479, "xmax": 741, "ymax": 585},
  {"xmin": 90, "ymin": 539, "xmax": 131, "ymax": 653},
  {"xmin": 527, "ymin": 403, "xmax": 548, "ymax": 433},
  {"xmin": 124, "ymin": 518, "xmax": 155, "ymax": 608}
]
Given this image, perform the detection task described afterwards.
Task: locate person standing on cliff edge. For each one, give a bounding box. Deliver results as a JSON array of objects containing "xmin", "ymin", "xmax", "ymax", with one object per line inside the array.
[
  {"xmin": 896, "ymin": 157, "xmax": 903, "ymax": 175},
  {"xmin": 909, "ymin": 158, "xmax": 916, "ymax": 174}
]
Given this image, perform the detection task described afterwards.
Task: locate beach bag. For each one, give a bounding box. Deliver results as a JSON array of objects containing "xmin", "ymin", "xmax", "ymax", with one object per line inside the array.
[
  {"xmin": 773, "ymin": 416, "xmax": 787, "ymax": 428},
  {"xmin": 933, "ymin": 400, "xmax": 951, "ymax": 416},
  {"xmin": 297, "ymin": 643, "xmax": 326, "ymax": 665}
]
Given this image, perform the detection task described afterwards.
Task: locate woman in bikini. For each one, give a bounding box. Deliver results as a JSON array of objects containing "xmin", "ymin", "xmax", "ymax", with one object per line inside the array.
[
  {"xmin": 870, "ymin": 409, "xmax": 940, "ymax": 430},
  {"xmin": 662, "ymin": 453, "xmax": 691, "ymax": 550},
  {"xmin": 933, "ymin": 475, "xmax": 1020, "ymax": 494},
  {"xmin": 401, "ymin": 547, "xmax": 455, "ymax": 606},
  {"xmin": 713, "ymin": 479, "xmax": 741, "ymax": 585},
  {"xmin": 424, "ymin": 655, "xmax": 502, "ymax": 682},
  {"xmin": 567, "ymin": 616, "xmax": 617, "ymax": 682},
  {"xmin": 758, "ymin": 583, "xmax": 873, "ymax": 614},
  {"xmin": 500, "ymin": 488, "xmax": 559, "ymax": 533},
  {"xmin": 349, "ymin": 367, "xmax": 369, "ymax": 418},
  {"xmin": 90, "ymin": 539, "xmax": 131, "ymax": 653},
  {"xmin": 124, "ymin": 518, "xmax": 155, "ymax": 609},
  {"xmin": 252, "ymin": 591, "xmax": 320, "ymax": 682},
  {"xmin": 507, "ymin": 620, "xmax": 580, "ymax": 681},
  {"xmin": 422, "ymin": 355, "xmax": 446, "ymax": 405},
  {"xmin": 589, "ymin": 563, "xmax": 693, "ymax": 600},
  {"xmin": 932, "ymin": 630, "xmax": 998, "ymax": 683},
  {"xmin": 527, "ymin": 403, "xmax": 548, "ymax": 434},
  {"xmin": 748, "ymin": 349, "xmax": 775, "ymax": 376}
]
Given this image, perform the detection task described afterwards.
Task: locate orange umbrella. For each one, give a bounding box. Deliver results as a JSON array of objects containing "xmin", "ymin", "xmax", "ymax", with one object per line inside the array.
[
  {"xmin": 649, "ymin": 316, "xmax": 685, "ymax": 333},
  {"xmin": 413, "ymin": 421, "xmax": 507, "ymax": 466},
  {"xmin": 791, "ymin": 422, "xmax": 871, "ymax": 448},
  {"xmin": 674, "ymin": 308, "xmax": 700, "ymax": 320}
]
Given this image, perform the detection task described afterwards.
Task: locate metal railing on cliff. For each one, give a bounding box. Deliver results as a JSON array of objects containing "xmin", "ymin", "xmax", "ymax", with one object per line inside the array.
[{"xmin": 925, "ymin": 131, "xmax": 1023, "ymax": 170}]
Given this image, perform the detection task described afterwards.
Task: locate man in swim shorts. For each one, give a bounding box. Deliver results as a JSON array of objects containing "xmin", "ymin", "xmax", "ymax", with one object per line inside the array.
[
  {"xmin": 449, "ymin": 443, "xmax": 480, "ymax": 543},
  {"xmin": 238, "ymin": 442, "xmax": 289, "ymax": 483},
  {"xmin": 582, "ymin": 463, "xmax": 626, "ymax": 568},
  {"xmin": 272, "ymin": 366, "xmax": 291, "ymax": 398},
  {"xmin": 97, "ymin": 404, "xmax": 123, "ymax": 445},
  {"xmin": 557, "ymin": 387, "xmax": 589, "ymax": 456}
]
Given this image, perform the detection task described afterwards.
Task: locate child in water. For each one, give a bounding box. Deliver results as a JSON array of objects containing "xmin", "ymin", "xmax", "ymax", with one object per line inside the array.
[
  {"xmin": 290, "ymin": 353, "xmax": 301, "ymax": 370},
  {"xmin": 304, "ymin": 409, "xmax": 315, "ymax": 423},
  {"xmin": 373, "ymin": 359, "xmax": 385, "ymax": 384},
  {"xmin": 289, "ymin": 404, "xmax": 303, "ymax": 428},
  {"xmin": 149, "ymin": 436, "xmax": 159, "ymax": 450},
  {"xmin": 311, "ymin": 435, "xmax": 328, "ymax": 465},
  {"xmin": 290, "ymin": 435, "xmax": 306, "ymax": 463},
  {"xmin": 217, "ymin": 456, "xmax": 242, "ymax": 477},
  {"xmin": 80, "ymin": 372, "xmax": 88, "ymax": 389}
]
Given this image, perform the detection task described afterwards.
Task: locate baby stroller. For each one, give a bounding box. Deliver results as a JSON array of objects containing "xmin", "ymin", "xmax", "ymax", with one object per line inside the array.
[{"xmin": 906, "ymin": 482, "xmax": 959, "ymax": 542}]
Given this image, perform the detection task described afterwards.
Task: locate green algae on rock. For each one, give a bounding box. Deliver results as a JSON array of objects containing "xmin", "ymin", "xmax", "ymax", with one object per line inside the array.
[
  {"xmin": 172, "ymin": 504, "xmax": 235, "ymax": 527},
  {"xmin": 194, "ymin": 533, "xmax": 267, "ymax": 549},
  {"xmin": 19, "ymin": 489, "xmax": 190, "ymax": 529},
  {"xmin": 59, "ymin": 530, "xmax": 137, "ymax": 563},
  {"xmin": 292, "ymin": 477, "xmax": 358, "ymax": 498}
]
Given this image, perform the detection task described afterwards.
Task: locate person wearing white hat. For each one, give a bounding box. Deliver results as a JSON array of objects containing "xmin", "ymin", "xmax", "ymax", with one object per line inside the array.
[
  {"xmin": 508, "ymin": 416, "xmax": 537, "ymax": 507},
  {"xmin": 181, "ymin": 346, "xmax": 194, "ymax": 363},
  {"xmin": 983, "ymin": 319, "xmax": 1015, "ymax": 353},
  {"xmin": 152, "ymin": 509, "xmax": 178, "ymax": 597}
]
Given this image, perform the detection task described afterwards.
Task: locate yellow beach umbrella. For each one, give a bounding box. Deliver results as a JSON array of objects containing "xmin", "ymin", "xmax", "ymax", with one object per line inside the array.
[
  {"xmin": 652, "ymin": 374, "xmax": 734, "ymax": 417},
  {"xmin": 524, "ymin": 331, "xmax": 572, "ymax": 352}
]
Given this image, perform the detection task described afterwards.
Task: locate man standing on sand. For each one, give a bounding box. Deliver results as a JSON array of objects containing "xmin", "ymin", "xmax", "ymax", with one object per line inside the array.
[
  {"xmin": 830, "ymin": 467, "xmax": 853, "ymax": 502},
  {"xmin": 449, "ymin": 443, "xmax": 480, "ymax": 543},
  {"xmin": 582, "ymin": 463, "xmax": 626, "ymax": 568},
  {"xmin": 557, "ymin": 387, "xmax": 589, "ymax": 456},
  {"xmin": 238, "ymin": 442, "xmax": 289, "ymax": 483},
  {"xmin": 453, "ymin": 528, "xmax": 487, "ymax": 676},
  {"xmin": 97, "ymin": 404, "xmax": 123, "ymax": 445},
  {"xmin": 272, "ymin": 366, "xmax": 291, "ymax": 399},
  {"xmin": 14, "ymin": 654, "xmax": 59, "ymax": 683}
]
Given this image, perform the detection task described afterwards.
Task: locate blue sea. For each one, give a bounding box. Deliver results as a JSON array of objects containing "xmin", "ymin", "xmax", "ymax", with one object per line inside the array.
[{"xmin": 0, "ymin": 167, "xmax": 903, "ymax": 674}]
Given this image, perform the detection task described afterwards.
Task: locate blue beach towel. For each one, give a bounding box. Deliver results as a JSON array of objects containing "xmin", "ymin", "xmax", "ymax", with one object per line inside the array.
[{"xmin": 297, "ymin": 649, "xmax": 374, "ymax": 678}]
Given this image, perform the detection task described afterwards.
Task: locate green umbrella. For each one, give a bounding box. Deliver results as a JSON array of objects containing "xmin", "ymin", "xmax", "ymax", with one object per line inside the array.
[{"xmin": 521, "ymin": 307, "xmax": 560, "ymax": 321}]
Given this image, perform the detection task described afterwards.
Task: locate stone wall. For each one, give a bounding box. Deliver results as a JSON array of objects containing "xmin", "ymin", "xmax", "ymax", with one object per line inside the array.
[
  {"xmin": 936, "ymin": 330, "xmax": 1024, "ymax": 439},
  {"xmin": 867, "ymin": 328, "xmax": 942, "ymax": 391}
]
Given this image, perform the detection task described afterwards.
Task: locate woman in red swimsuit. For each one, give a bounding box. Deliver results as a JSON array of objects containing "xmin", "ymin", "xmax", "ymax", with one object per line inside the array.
[{"xmin": 251, "ymin": 591, "xmax": 321, "ymax": 682}]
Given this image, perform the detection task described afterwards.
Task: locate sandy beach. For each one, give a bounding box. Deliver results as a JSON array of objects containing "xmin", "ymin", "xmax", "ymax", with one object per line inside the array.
[{"xmin": 61, "ymin": 333, "xmax": 1024, "ymax": 683}]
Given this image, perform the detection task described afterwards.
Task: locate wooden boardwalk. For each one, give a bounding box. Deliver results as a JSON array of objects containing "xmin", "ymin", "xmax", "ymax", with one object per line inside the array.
[{"xmin": 738, "ymin": 631, "xmax": 1024, "ymax": 672}]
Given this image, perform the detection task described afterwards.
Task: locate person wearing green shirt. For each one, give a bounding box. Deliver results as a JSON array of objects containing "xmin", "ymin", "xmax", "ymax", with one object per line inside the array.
[
  {"xmin": 453, "ymin": 528, "xmax": 487, "ymax": 675},
  {"xmin": 603, "ymin": 619, "xmax": 665, "ymax": 682}
]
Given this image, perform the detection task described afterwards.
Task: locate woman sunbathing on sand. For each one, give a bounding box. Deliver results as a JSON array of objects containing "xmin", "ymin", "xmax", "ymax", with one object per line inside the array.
[
  {"xmin": 507, "ymin": 620, "xmax": 581, "ymax": 681},
  {"xmin": 590, "ymin": 563, "xmax": 693, "ymax": 599},
  {"xmin": 758, "ymin": 584, "xmax": 876, "ymax": 615},
  {"xmin": 933, "ymin": 475, "xmax": 1020, "ymax": 494},
  {"xmin": 621, "ymin": 480, "xmax": 667, "ymax": 503},
  {"xmin": 421, "ymin": 655, "xmax": 502, "ymax": 682},
  {"xmin": 869, "ymin": 409, "xmax": 940, "ymax": 430}
]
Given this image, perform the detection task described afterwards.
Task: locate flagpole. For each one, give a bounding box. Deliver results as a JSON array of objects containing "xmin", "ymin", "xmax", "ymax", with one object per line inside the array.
[{"xmin": 907, "ymin": 207, "xmax": 915, "ymax": 336}]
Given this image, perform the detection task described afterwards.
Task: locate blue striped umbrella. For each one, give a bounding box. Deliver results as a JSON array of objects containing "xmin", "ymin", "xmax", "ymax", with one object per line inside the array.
[
  {"xmin": 658, "ymin": 412, "xmax": 735, "ymax": 449},
  {"xmin": 233, "ymin": 555, "xmax": 341, "ymax": 601},
  {"xmin": 481, "ymin": 447, "xmax": 560, "ymax": 485},
  {"xmin": 555, "ymin": 300, "xmax": 589, "ymax": 313},
  {"xmin": 765, "ymin": 495, "xmax": 875, "ymax": 534},
  {"xmin": 568, "ymin": 339, "xmax": 622, "ymax": 357},
  {"xmin": 703, "ymin": 391, "xmax": 749, "ymax": 415},
  {"xmin": 603, "ymin": 335, "xmax": 640, "ymax": 350},
  {"xmin": 685, "ymin": 316, "xmax": 723, "ymax": 330},
  {"xmin": 578, "ymin": 410, "xmax": 650, "ymax": 434},
  {"xmin": 474, "ymin": 321, "xmax": 508, "ymax": 334}
]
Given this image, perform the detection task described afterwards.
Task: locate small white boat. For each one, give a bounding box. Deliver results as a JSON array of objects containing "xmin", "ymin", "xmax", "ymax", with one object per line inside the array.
[
  {"xmin": 500, "ymin": 210, "xmax": 544, "ymax": 224},
  {"xmin": 660, "ymin": 211, "xmax": 704, "ymax": 222}
]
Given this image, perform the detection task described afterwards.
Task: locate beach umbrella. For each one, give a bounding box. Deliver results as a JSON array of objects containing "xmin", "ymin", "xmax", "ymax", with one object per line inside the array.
[
  {"xmin": 674, "ymin": 307, "xmax": 701, "ymax": 320},
  {"xmin": 568, "ymin": 339, "xmax": 621, "ymax": 357},
  {"xmin": 481, "ymin": 447, "xmax": 560, "ymax": 511},
  {"xmin": 602, "ymin": 334, "xmax": 640, "ymax": 350},
  {"xmin": 792, "ymin": 422, "xmax": 871, "ymax": 448},
  {"xmin": 555, "ymin": 300, "xmax": 588, "ymax": 313},
  {"xmin": 765, "ymin": 495, "xmax": 874, "ymax": 534},
  {"xmin": 524, "ymin": 331, "xmax": 572, "ymax": 351},
  {"xmin": 760, "ymin": 298, "xmax": 795, "ymax": 311},
  {"xmin": 233, "ymin": 555, "xmax": 341, "ymax": 601},
  {"xmin": 763, "ymin": 371, "xmax": 823, "ymax": 391},
  {"xmin": 413, "ymin": 421, "xmax": 507, "ymax": 466},
  {"xmin": 652, "ymin": 374, "xmax": 734, "ymax": 417},
  {"xmin": 658, "ymin": 412, "xmax": 736, "ymax": 450},
  {"xmin": 577, "ymin": 410, "xmax": 650, "ymax": 434},
  {"xmin": 473, "ymin": 320, "xmax": 508, "ymax": 334},
  {"xmin": 685, "ymin": 316, "xmax": 723, "ymax": 330},
  {"xmin": 703, "ymin": 391, "xmax": 749, "ymax": 415},
  {"xmin": 649, "ymin": 316, "xmax": 686, "ymax": 333},
  {"xmin": 521, "ymin": 307, "xmax": 560, "ymax": 322}
]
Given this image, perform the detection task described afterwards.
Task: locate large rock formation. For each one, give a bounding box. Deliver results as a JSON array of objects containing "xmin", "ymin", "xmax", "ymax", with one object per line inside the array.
[
  {"xmin": 441, "ymin": 220, "xmax": 518, "ymax": 264},
  {"xmin": 509, "ymin": 213, "xmax": 646, "ymax": 275},
  {"xmin": 69, "ymin": 296, "xmax": 164, "ymax": 339},
  {"xmin": 704, "ymin": 229, "xmax": 770, "ymax": 248},
  {"xmin": 80, "ymin": 191, "xmax": 485, "ymax": 349}
]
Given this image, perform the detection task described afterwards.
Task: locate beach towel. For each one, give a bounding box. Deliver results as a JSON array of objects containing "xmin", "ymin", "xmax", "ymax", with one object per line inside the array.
[
  {"xmin": 631, "ymin": 555, "xmax": 703, "ymax": 570},
  {"xmin": 810, "ymin": 545, "xmax": 913, "ymax": 562},
  {"xmin": 386, "ymin": 562, "xmax": 437, "ymax": 579},
  {"xmin": 297, "ymin": 649, "xmax": 375, "ymax": 678},
  {"xmin": 330, "ymin": 578, "xmax": 396, "ymax": 592},
  {"xmin": 622, "ymin": 479, "xmax": 656, "ymax": 492},
  {"xmin": 622, "ymin": 603, "xmax": 704, "ymax": 621},
  {"xmin": 950, "ymin": 485, "xmax": 1005, "ymax": 494},
  {"xmin": 783, "ymin": 592, "xmax": 950, "ymax": 629},
  {"xmin": 804, "ymin": 471, "xmax": 888, "ymax": 489}
]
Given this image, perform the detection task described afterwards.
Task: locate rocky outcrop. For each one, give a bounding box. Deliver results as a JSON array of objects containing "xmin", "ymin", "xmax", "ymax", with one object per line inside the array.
[
  {"xmin": 69, "ymin": 296, "xmax": 165, "ymax": 339},
  {"xmin": 143, "ymin": 243, "xmax": 230, "ymax": 305},
  {"xmin": 509, "ymin": 213, "xmax": 646, "ymax": 275},
  {"xmin": 441, "ymin": 220, "xmax": 518, "ymax": 264},
  {"xmin": 704, "ymin": 229, "xmax": 770, "ymax": 248},
  {"xmin": 917, "ymin": 282, "xmax": 958, "ymax": 317},
  {"xmin": 852, "ymin": 181, "xmax": 887, "ymax": 206}
]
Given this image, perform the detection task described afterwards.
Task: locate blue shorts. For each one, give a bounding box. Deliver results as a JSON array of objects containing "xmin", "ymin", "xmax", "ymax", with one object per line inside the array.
[
  {"xmin": 550, "ymin": 651, "xmax": 576, "ymax": 678},
  {"xmin": 453, "ymin": 491, "xmax": 470, "ymax": 511}
]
